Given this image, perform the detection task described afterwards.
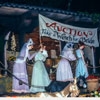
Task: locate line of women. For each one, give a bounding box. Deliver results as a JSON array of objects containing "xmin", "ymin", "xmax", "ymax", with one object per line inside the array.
[
  {"xmin": 12, "ymin": 38, "xmax": 88, "ymax": 93},
  {"xmin": 56, "ymin": 41, "xmax": 88, "ymax": 82}
]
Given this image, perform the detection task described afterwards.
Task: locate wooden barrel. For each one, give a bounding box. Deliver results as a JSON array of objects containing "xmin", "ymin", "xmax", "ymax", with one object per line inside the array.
[
  {"xmin": 86, "ymin": 79, "xmax": 99, "ymax": 91},
  {"xmin": 27, "ymin": 65, "xmax": 33, "ymax": 77},
  {"xmin": 45, "ymin": 58, "xmax": 52, "ymax": 67},
  {"xmin": 54, "ymin": 58, "xmax": 60, "ymax": 65}
]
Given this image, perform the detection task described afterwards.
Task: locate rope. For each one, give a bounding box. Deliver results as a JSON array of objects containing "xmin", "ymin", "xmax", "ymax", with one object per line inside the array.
[
  {"xmin": 71, "ymin": 65, "xmax": 100, "ymax": 70},
  {"xmin": 0, "ymin": 61, "xmax": 45, "ymax": 89},
  {"xmin": 50, "ymin": 64, "xmax": 100, "ymax": 73},
  {"xmin": 88, "ymin": 66, "xmax": 100, "ymax": 68}
]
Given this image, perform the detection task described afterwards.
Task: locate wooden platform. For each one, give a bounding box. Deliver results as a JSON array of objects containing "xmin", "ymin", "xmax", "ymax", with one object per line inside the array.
[{"xmin": 0, "ymin": 76, "xmax": 100, "ymax": 97}]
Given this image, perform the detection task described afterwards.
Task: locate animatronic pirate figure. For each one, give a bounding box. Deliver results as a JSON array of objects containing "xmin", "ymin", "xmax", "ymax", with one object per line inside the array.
[
  {"xmin": 56, "ymin": 42, "xmax": 76, "ymax": 82},
  {"xmin": 12, "ymin": 38, "xmax": 36, "ymax": 93}
]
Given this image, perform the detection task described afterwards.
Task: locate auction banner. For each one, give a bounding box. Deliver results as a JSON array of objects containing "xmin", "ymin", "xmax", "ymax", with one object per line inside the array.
[{"xmin": 39, "ymin": 14, "xmax": 99, "ymax": 47}]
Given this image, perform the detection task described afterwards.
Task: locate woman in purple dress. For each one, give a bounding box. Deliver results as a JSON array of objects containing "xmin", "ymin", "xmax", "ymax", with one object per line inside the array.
[
  {"xmin": 12, "ymin": 38, "xmax": 36, "ymax": 93},
  {"xmin": 56, "ymin": 43, "xmax": 76, "ymax": 82}
]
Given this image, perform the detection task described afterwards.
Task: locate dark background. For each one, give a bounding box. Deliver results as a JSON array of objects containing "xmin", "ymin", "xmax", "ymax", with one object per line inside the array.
[
  {"xmin": 0, "ymin": 0, "xmax": 100, "ymax": 74},
  {"xmin": 0, "ymin": 0, "xmax": 100, "ymax": 13}
]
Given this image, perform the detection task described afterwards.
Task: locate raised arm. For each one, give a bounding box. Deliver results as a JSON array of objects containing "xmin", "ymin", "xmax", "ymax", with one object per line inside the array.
[{"xmin": 27, "ymin": 52, "xmax": 37, "ymax": 60}]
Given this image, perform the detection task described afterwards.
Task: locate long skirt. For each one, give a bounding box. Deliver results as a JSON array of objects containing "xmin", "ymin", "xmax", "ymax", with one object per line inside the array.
[
  {"xmin": 12, "ymin": 62, "xmax": 29, "ymax": 93},
  {"xmin": 30, "ymin": 61, "xmax": 51, "ymax": 93},
  {"xmin": 56, "ymin": 58, "xmax": 73, "ymax": 82},
  {"xmin": 75, "ymin": 58, "xmax": 88, "ymax": 78}
]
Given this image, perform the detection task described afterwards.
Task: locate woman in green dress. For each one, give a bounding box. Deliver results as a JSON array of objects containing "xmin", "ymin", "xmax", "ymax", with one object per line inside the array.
[{"xmin": 30, "ymin": 43, "xmax": 51, "ymax": 93}]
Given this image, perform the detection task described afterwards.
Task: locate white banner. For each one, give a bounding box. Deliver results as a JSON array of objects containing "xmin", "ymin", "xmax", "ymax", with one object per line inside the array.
[{"xmin": 39, "ymin": 14, "xmax": 99, "ymax": 47}]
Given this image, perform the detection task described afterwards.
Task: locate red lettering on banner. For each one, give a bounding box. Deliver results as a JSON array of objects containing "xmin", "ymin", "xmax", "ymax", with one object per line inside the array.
[
  {"xmin": 45, "ymin": 22, "xmax": 93, "ymax": 38},
  {"xmin": 77, "ymin": 31, "xmax": 82, "ymax": 36},
  {"xmin": 62, "ymin": 28, "xmax": 66, "ymax": 32},
  {"xmin": 46, "ymin": 22, "xmax": 57, "ymax": 30},
  {"xmin": 83, "ymin": 32, "xmax": 88, "ymax": 37},
  {"xmin": 69, "ymin": 28, "xmax": 72, "ymax": 35},
  {"xmin": 57, "ymin": 26, "xmax": 62, "ymax": 31}
]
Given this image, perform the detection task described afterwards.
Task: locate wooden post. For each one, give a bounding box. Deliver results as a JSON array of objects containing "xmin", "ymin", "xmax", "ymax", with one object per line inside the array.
[
  {"xmin": 92, "ymin": 47, "xmax": 96, "ymax": 73},
  {"xmin": 4, "ymin": 31, "xmax": 11, "ymax": 75}
]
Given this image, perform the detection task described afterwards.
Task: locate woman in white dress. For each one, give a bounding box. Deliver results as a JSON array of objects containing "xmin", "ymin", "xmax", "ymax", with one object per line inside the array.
[
  {"xmin": 56, "ymin": 43, "xmax": 76, "ymax": 82},
  {"xmin": 30, "ymin": 43, "xmax": 51, "ymax": 93}
]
